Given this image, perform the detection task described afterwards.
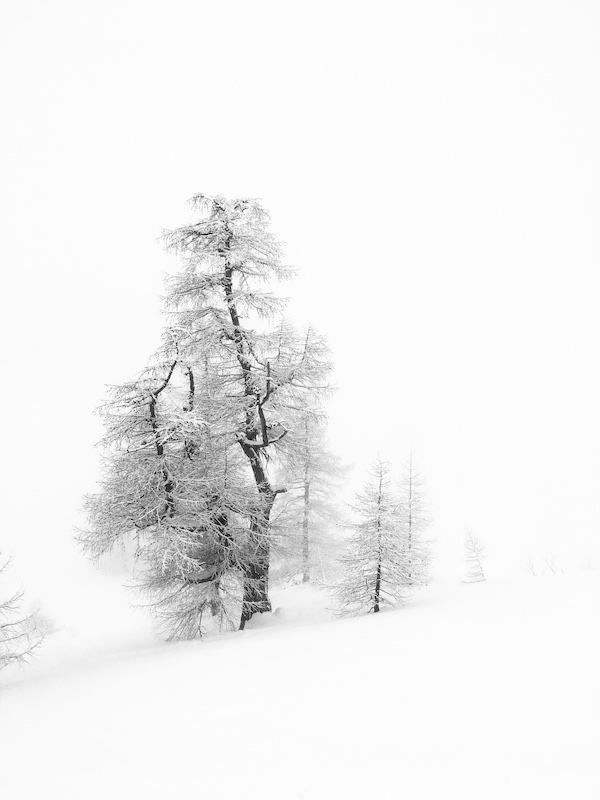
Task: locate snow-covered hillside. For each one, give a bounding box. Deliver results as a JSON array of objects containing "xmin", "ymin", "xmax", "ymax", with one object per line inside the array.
[{"xmin": 1, "ymin": 574, "xmax": 598, "ymax": 799}]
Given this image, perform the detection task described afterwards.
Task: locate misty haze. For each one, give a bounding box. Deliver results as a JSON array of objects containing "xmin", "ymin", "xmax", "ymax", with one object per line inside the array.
[{"xmin": 1, "ymin": 2, "xmax": 599, "ymax": 798}]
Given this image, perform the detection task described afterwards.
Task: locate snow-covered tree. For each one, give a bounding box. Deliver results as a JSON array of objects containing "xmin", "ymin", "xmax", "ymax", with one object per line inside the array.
[
  {"xmin": 81, "ymin": 358, "xmax": 259, "ymax": 637},
  {"xmin": 398, "ymin": 451, "xmax": 432, "ymax": 587},
  {"xmin": 462, "ymin": 529, "xmax": 486, "ymax": 583},
  {"xmin": 272, "ymin": 410, "xmax": 347, "ymax": 584},
  {"xmin": 335, "ymin": 458, "xmax": 410, "ymax": 615},
  {"xmin": 1, "ymin": 554, "xmax": 41, "ymax": 671},
  {"xmin": 80, "ymin": 195, "xmax": 331, "ymax": 635}
]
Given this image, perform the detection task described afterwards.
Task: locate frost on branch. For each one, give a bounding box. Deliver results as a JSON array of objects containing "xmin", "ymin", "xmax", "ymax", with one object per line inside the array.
[{"xmin": 0, "ymin": 553, "xmax": 42, "ymax": 672}]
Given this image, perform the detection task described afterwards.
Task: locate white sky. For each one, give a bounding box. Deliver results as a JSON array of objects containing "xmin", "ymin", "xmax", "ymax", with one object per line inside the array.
[{"xmin": 1, "ymin": 0, "xmax": 599, "ymax": 602}]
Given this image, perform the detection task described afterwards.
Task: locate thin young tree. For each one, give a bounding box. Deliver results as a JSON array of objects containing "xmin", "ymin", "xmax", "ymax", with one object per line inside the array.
[
  {"xmin": 80, "ymin": 194, "xmax": 331, "ymax": 635},
  {"xmin": 161, "ymin": 195, "xmax": 331, "ymax": 626},
  {"xmin": 462, "ymin": 529, "xmax": 486, "ymax": 583},
  {"xmin": 398, "ymin": 450, "xmax": 431, "ymax": 587},
  {"xmin": 1, "ymin": 553, "xmax": 41, "ymax": 671},
  {"xmin": 335, "ymin": 458, "xmax": 410, "ymax": 615}
]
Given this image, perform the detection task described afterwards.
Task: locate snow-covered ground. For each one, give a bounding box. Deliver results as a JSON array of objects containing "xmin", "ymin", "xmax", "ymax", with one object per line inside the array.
[{"xmin": 1, "ymin": 573, "xmax": 599, "ymax": 799}]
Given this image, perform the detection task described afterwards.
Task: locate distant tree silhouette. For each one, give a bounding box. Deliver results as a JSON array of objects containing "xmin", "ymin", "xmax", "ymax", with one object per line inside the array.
[{"xmin": 462, "ymin": 529, "xmax": 486, "ymax": 583}]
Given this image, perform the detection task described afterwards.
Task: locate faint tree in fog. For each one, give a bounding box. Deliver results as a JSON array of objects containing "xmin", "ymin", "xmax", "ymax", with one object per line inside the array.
[
  {"xmin": 398, "ymin": 450, "xmax": 432, "ymax": 587},
  {"xmin": 526, "ymin": 553, "xmax": 565, "ymax": 578},
  {"xmin": 462, "ymin": 529, "xmax": 486, "ymax": 583},
  {"xmin": 526, "ymin": 557, "xmax": 538, "ymax": 577},
  {"xmin": 273, "ymin": 409, "xmax": 347, "ymax": 585}
]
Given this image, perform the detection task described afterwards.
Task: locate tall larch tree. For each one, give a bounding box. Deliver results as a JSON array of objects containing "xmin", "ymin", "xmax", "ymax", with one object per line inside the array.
[{"xmin": 81, "ymin": 195, "xmax": 331, "ymax": 635}]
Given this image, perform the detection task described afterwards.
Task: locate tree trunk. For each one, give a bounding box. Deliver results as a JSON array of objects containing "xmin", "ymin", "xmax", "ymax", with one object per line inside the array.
[
  {"xmin": 374, "ymin": 562, "xmax": 381, "ymax": 613},
  {"xmin": 239, "ymin": 484, "xmax": 275, "ymax": 629},
  {"xmin": 238, "ymin": 442, "xmax": 282, "ymax": 629},
  {"xmin": 407, "ymin": 454, "xmax": 413, "ymax": 585},
  {"xmin": 221, "ymin": 247, "xmax": 274, "ymax": 629},
  {"xmin": 373, "ymin": 466, "xmax": 383, "ymax": 612},
  {"xmin": 302, "ymin": 473, "xmax": 310, "ymax": 583}
]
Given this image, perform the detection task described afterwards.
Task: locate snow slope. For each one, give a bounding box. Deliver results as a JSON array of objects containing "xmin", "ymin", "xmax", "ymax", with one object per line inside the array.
[{"xmin": 1, "ymin": 574, "xmax": 599, "ymax": 800}]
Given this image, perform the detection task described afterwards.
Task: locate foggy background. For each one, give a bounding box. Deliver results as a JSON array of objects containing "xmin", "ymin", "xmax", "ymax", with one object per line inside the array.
[{"xmin": 1, "ymin": 0, "xmax": 599, "ymax": 622}]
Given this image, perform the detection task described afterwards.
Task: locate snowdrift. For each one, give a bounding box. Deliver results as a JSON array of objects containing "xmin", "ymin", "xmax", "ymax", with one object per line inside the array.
[{"xmin": 1, "ymin": 574, "xmax": 598, "ymax": 799}]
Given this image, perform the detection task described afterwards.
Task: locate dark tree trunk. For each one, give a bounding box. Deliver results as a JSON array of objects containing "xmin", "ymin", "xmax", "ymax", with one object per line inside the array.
[
  {"xmin": 221, "ymin": 238, "xmax": 284, "ymax": 629},
  {"xmin": 239, "ymin": 488, "xmax": 274, "ymax": 629},
  {"xmin": 237, "ymin": 442, "xmax": 283, "ymax": 629},
  {"xmin": 374, "ymin": 562, "xmax": 381, "ymax": 613},
  {"xmin": 148, "ymin": 360, "xmax": 178, "ymax": 520},
  {"xmin": 373, "ymin": 469, "xmax": 383, "ymax": 613}
]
